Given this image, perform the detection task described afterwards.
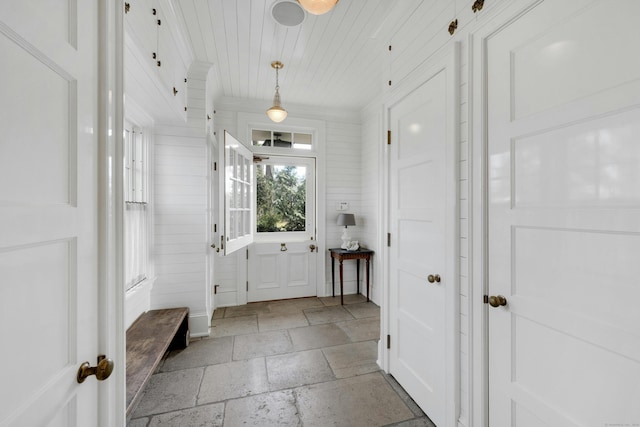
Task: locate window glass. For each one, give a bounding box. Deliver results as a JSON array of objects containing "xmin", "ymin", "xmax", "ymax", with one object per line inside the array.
[
  {"xmin": 123, "ymin": 126, "xmax": 148, "ymax": 291},
  {"xmin": 256, "ymin": 163, "xmax": 307, "ymax": 233},
  {"xmin": 293, "ymin": 133, "xmax": 312, "ymax": 150},
  {"xmin": 251, "ymin": 129, "xmax": 313, "ymax": 150}
]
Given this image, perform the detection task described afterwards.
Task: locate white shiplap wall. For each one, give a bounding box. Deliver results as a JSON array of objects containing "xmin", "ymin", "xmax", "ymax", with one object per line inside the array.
[
  {"xmin": 153, "ymin": 128, "xmax": 210, "ymax": 336},
  {"xmin": 324, "ymin": 120, "xmax": 364, "ymax": 296},
  {"xmin": 359, "ymin": 110, "xmax": 383, "ymax": 304},
  {"xmin": 151, "ymin": 63, "xmax": 214, "ymax": 337}
]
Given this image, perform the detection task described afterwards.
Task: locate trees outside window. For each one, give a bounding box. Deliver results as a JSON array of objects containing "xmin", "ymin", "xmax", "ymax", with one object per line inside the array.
[{"xmin": 256, "ymin": 164, "xmax": 307, "ymax": 232}]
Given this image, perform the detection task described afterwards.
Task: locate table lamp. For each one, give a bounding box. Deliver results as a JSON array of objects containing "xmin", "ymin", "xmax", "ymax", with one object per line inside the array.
[{"xmin": 337, "ymin": 213, "xmax": 356, "ymax": 249}]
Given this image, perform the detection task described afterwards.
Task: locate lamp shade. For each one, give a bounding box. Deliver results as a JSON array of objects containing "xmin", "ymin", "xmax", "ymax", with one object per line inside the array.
[
  {"xmin": 266, "ymin": 104, "xmax": 287, "ymax": 123},
  {"xmin": 298, "ymin": 0, "xmax": 339, "ymax": 15},
  {"xmin": 336, "ymin": 213, "xmax": 355, "ymax": 227}
]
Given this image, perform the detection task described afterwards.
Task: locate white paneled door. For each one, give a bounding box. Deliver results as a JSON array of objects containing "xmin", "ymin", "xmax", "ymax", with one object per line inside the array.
[
  {"xmin": 486, "ymin": 1, "xmax": 640, "ymax": 425},
  {"xmin": 0, "ymin": 1, "xmax": 108, "ymax": 426},
  {"xmin": 248, "ymin": 156, "xmax": 317, "ymax": 302},
  {"xmin": 388, "ymin": 47, "xmax": 458, "ymax": 427}
]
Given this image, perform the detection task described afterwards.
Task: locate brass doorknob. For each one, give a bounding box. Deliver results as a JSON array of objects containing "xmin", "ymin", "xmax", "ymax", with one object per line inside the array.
[
  {"xmin": 427, "ymin": 274, "xmax": 441, "ymax": 283},
  {"xmin": 309, "ymin": 244, "xmax": 316, "ymax": 253},
  {"xmin": 77, "ymin": 355, "xmax": 114, "ymax": 383},
  {"xmin": 488, "ymin": 295, "xmax": 507, "ymax": 307}
]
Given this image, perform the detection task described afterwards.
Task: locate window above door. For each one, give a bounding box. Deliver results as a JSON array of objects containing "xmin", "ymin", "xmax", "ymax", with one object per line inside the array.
[{"xmin": 251, "ymin": 129, "xmax": 313, "ymax": 151}]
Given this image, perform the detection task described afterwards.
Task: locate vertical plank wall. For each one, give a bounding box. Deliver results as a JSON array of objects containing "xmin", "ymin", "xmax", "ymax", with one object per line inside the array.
[{"xmin": 151, "ymin": 64, "xmax": 213, "ymax": 337}]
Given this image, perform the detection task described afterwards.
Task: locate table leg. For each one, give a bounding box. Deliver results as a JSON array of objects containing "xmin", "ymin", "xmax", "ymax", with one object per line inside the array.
[
  {"xmin": 356, "ymin": 259, "xmax": 360, "ymax": 295},
  {"xmin": 331, "ymin": 255, "xmax": 335, "ymax": 297},
  {"xmin": 366, "ymin": 256, "xmax": 370, "ymax": 302},
  {"xmin": 339, "ymin": 259, "xmax": 344, "ymax": 305}
]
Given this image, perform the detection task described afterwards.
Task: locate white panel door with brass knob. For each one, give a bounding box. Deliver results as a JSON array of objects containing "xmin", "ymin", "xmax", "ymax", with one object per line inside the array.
[
  {"xmin": 388, "ymin": 46, "xmax": 458, "ymax": 427},
  {"xmin": 485, "ymin": 0, "xmax": 640, "ymax": 425},
  {"xmin": 248, "ymin": 156, "xmax": 317, "ymax": 302},
  {"xmin": 0, "ymin": 1, "xmax": 116, "ymax": 425}
]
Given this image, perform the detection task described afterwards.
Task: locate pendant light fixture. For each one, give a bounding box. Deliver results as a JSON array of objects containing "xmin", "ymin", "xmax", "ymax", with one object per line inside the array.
[
  {"xmin": 298, "ymin": 0, "xmax": 339, "ymax": 15},
  {"xmin": 266, "ymin": 61, "xmax": 287, "ymax": 123}
]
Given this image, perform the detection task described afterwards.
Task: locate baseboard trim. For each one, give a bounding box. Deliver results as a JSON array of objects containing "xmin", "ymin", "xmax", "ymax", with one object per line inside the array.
[{"xmin": 188, "ymin": 312, "xmax": 210, "ymax": 338}]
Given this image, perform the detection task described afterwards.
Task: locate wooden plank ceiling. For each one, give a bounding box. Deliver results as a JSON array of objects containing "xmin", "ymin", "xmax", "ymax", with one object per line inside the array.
[{"xmin": 174, "ymin": 0, "xmax": 434, "ymax": 110}]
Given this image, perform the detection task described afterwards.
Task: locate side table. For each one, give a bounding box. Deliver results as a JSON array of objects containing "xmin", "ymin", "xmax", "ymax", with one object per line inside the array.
[{"xmin": 328, "ymin": 248, "xmax": 374, "ymax": 305}]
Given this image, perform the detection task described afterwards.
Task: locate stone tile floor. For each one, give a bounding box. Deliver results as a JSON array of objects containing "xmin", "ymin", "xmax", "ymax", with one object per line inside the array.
[{"xmin": 128, "ymin": 295, "xmax": 435, "ymax": 427}]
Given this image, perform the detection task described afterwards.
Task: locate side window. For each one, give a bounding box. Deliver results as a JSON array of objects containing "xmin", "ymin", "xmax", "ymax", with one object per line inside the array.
[{"xmin": 123, "ymin": 125, "xmax": 148, "ymax": 290}]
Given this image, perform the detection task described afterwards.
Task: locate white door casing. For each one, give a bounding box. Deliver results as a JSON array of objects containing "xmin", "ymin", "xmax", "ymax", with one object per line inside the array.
[
  {"xmin": 387, "ymin": 45, "xmax": 459, "ymax": 427},
  {"xmin": 0, "ymin": 1, "xmax": 122, "ymax": 425},
  {"xmin": 485, "ymin": 1, "xmax": 640, "ymax": 425}
]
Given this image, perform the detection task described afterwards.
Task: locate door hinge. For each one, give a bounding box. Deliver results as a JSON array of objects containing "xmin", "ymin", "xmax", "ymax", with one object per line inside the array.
[
  {"xmin": 387, "ymin": 233, "xmax": 391, "ymax": 247},
  {"xmin": 246, "ymin": 281, "xmax": 249, "ymax": 291},
  {"xmin": 246, "ymin": 248, "xmax": 249, "ymax": 260},
  {"xmin": 214, "ymin": 224, "xmax": 217, "ymax": 233},
  {"xmin": 386, "ymin": 334, "xmax": 391, "ymax": 349},
  {"xmin": 483, "ymin": 295, "xmax": 489, "ymax": 304},
  {"xmin": 387, "ymin": 130, "xmax": 391, "ymax": 145},
  {"xmin": 214, "ymin": 284, "xmax": 219, "ymax": 295},
  {"xmin": 214, "ymin": 161, "xmax": 217, "ymax": 171}
]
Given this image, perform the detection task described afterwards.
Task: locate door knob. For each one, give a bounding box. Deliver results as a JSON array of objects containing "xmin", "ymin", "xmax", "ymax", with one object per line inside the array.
[
  {"xmin": 488, "ymin": 295, "xmax": 507, "ymax": 307},
  {"xmin": 427, "ymin": 274, "xmax": 441, "ymax": 283},
  {"xmin": 280, "ymin": 243, "xmax": 288, "ymax": 252},
  {"xmin": 77, "ymin": 355, "xmax": 114, "ymax": 383},
  {"xmin": 309, "ymin": 244, "xmax": 316, "ymax": 253}
]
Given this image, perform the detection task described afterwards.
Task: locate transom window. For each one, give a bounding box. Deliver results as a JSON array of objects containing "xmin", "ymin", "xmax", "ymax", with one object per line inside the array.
[{"xmin": 252, "ymin": 129, "xmax": 312, "ymax": 150}]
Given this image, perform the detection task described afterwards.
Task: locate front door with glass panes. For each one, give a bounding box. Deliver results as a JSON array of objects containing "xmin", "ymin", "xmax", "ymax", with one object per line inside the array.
[{"xmin": 248, "ymin": 129, "xmax": 317, "ymax": 302}]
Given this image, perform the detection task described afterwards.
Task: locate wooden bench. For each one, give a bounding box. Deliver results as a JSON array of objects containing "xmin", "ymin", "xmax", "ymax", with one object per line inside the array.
[{"xmin": 126, "ymin": 307, "xmax": 190, "ymax": 418}]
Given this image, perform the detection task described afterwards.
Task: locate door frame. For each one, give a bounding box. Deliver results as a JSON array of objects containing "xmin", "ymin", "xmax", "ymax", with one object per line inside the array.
[
  {"xmin": 236, "ymin": 112, "xmax": 327, "ymax": 302},
  {"xmin": 381, "ymin": 42, "xmax": 460, "ymax": 427},
  {"xmin": 97, "ymin": 0, "xmax": 126, "ymax": 424},
  {"xmin": 469, "ymin": 1, "xmax": 544, "ymax": 427}
]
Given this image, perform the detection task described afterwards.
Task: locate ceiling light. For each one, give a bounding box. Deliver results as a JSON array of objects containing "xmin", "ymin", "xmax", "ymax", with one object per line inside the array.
[
  {"xmin": 298, "ymin": 0, "xmax": 339, "ymax": 15},
  {"xmin": 266, "ymin": 61, "xmax": 287, "ymax": 123}
]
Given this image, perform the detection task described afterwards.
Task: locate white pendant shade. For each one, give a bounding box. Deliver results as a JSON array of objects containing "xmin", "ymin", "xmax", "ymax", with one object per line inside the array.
[
  {"xmin": 298, "ymin": 0, "xmax": 339, "ymax": 15},
  {"xmin": 267, "ymin": 61, "xmax": 288, "ymax": 123},
  {"xmin": 266, "ymin": 104, "xmax": 288, "ymax": 123}
]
